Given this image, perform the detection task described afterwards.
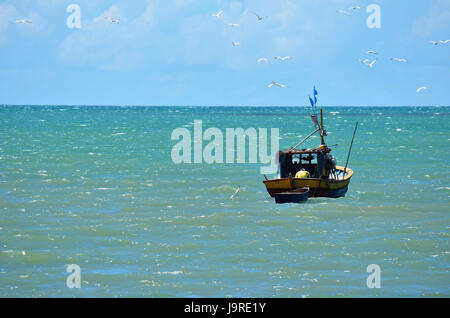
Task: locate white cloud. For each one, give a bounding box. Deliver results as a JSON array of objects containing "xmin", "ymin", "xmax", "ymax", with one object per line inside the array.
[
  {"xmin": 0, "ymin": 4, "xmax": 18, "ymax": 45},
  {"xmin": 59, "ymin": 4, "xmax": 157, "ymax": 70},
  {"xmin": 176, "ymin": 0, "xmax": 316, "ymax": 68},
  {"xmin": 0, "ymin": 3, "xmax": 47, "ymax": 46},
  {"xmin": 412, "ymin": 0, "xmax": 450, "ymax": 37},
  {"xmin": 57, "ymin": 0, "xmax": 326, "ymax": 70}
]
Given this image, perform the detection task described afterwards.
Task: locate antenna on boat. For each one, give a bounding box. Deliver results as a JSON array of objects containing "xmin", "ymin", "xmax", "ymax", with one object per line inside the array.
[
  {"xmin": 289, "ymin": 127, "xmax": 321, "ymax": 150},
  {"xmin": 320, "ymin": 109, "xmax": 325, "ymax": 145},
  {"xmin": 343, "ymin": 122, "xmax": 358, "ymax": 178}
]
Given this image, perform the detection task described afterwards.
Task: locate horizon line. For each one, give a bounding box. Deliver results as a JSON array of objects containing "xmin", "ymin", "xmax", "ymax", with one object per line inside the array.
[{"xmin": 1, "ymin": 104, "xmax": 449, "ymax": 108}]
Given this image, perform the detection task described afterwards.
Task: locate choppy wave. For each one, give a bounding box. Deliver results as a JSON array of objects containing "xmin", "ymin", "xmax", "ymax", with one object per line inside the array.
[{"xmin": 0, "ymin": 106, "xmax": 449, "ymax": 297}]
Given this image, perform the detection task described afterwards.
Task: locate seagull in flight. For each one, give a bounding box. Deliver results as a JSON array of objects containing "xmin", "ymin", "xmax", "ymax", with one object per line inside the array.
[
  {"xmin": 391, "ymin": 57, "xmax": 408, "ymax": 63},
  {"xmin": 228, "ymin": 23, "xmax": 239, "ymax": 27},
  {"xmin": 268, "ymin": 81, "xmax": 287, "ymax": 88},
  {"xmin": 105, "ymin": 17, "xmax": 119, "ymax": 24},
  {"xmin": 368, "ymin": 59, "xmax": 377, "ymax": 68},
  {"xmin": 232, "ymin": 41, "xmax": 240, "ymax": 47},
  {"xmin": 230, "ymin": 185, "xmax": 240, "ymax": 199},
  {"xmin": 359, "ymin": 58, "xmax": 371, "ymax": 65},
  {"xmin": 257, "ymin": 58, "xmax": 268, "ymax": 63},
  {"xmin": 349, "ymin": 6, "xmax": 361, "ymax": 10},
  {"xmin": 416, "ymin": 86, "xmax": 429, "ymax": 93},
  {"xmin": 337, "ymin": 10, "xmax": 351, "ymax": 16},
  {"xmin": 212, "ymin": 10, "xmax": 223, "ymax": 19},
  {"xmin": 366, "ymin": 50, "xmax": 378, "ymax": 55},
  {"xmin": 252, "ymin": 12, "xmax": 267, "ymax": 21},
  {"xmin": 439, "ymin": 40, "xmax": 450, "ymax": 45},
  {"xmin": 429, "ymin": 40, "xmax": 439, "ymax": 45},
  {"xmin": 15, "ymin": 19, "xmax": 32, "ymax": 24},
  {"xmin": 274, "ymin": 56, "xmax": 291, "ymax": 61}
]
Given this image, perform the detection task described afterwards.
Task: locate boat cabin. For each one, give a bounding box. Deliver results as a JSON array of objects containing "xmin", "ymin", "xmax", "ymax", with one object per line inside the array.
[{"xmin": 278, "ymin": 148, "xmax": 336, "ymax": 180}]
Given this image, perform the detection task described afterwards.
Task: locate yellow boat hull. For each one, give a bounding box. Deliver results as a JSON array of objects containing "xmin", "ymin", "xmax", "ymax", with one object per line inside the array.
[{"xmin": 263, "ymin": 166, "xmax": 353, "ymax": 198}]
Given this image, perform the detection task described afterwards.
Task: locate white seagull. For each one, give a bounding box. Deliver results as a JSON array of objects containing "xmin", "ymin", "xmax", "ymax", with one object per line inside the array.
[
  {"xmin": 391, "ymin": 57, "xmax": 408, "ymax": 63},
  {"xmin": 429, "ymin": 40, "xmax": 439, "ymax": 45},
  {"xmin": 368, "ymin": 59, "xmax": 377, "ymax": 68},
  {"xmin": 359, "ymin": 58, "xmax": 370, "ymax": 65},
  {"xmin": 232, "ymin": 41, "xmax": 240, "ymax": 47},
  {"xmin": 228, "ymin": 23, "xmax": 240, "ymax": 27},
  {"xmin": 15, "ymin": 19, "xmax": 32, "ymax": 24},
  {"xmin": 349, "ymin": 6, "xmax": 361, "ymax": 10},
  {"xmin": 212, "ymin": 10, "xmax": 223, "ymax": 19},
  {"xmin": 366, "ymin": 50, "xmax": 378, "ymax": 55},
  {"xmin": 416, "ymin": 86, "xmax": 429, "ymax": 93},
  {"xmin": 105, "ymin": 17, "xmax": 119, "ymax": 24},
  {"xmin": 230, "ymin": 185, "xmax": 240, "ymax": 199},
  {"xmin": 439, "ymin": 40, "xmax": 450, "ymax": 45},
  {"xmin": 274, "ymin": 56, "xmax": 291, "ymax": 61},
  {"xmin": 268, "ymin": 81, "xmax": 287, "ymax": 88},
  {"xmin": 337, "ymin": 10, "xmax": 351, "ymax": 16},
  {"xmin": 257, "ymin": 58, "xmax": 268, "ymax": 63}
]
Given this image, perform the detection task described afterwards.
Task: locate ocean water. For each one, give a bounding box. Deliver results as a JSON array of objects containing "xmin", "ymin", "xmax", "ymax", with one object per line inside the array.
[{"xmin": 0, "ymin": 106, "xmax": 448, "ymax": 297}]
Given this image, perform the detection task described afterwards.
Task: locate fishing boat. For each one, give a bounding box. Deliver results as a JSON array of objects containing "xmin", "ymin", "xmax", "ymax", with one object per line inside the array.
[
  {"xmin": 274, "ymin": 187, "xmax": 309, "ymax": 204},
  {"xmin": 263, "ymin": 87, "xmax": 357, "ymax": 199}
]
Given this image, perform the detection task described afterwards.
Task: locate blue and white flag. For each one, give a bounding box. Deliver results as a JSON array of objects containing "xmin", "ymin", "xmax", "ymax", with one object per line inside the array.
[
  {"xmin": 309, "ymin": 86, "xmax": 319, "ymax": 107},
  {"xmin": 313, "ymin": 86, "xmax": 318, "ymax": 105},
  {"xmin": 309, "ymin": 96, "xmax": 315, "ymax": 107}
]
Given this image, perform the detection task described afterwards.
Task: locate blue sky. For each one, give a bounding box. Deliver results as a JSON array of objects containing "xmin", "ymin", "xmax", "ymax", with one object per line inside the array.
[{"xmin": 0, "ymin": 0, "xmax": 449, "ymax": 106}]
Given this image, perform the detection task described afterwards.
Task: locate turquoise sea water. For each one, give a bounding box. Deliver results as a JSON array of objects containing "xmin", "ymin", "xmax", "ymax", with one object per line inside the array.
[{"xmin": 0, "ymin": 106, "xmax": 448, "ymax": 297}]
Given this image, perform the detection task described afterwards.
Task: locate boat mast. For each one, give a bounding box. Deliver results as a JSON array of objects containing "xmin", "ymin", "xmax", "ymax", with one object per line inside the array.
[
  {"xmin": 320, "ymin": 109, "xmax": 325, "ymax": 145},
  {"xmin": 343, "ymin": 122, "xmax": 358, "ymax": 177}
]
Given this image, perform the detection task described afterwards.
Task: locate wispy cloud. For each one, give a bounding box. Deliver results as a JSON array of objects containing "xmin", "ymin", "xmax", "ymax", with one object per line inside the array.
[
  {"xmin": 0, "ymin": 3, "xmax": 47, "ymax": 46},
  {"xmin": 412, "ymin": 0, "xmax": 450, "ymax": 37},
  {"xmin": 0, "ymin": 4, "xmax": 18, "ymax": 45},
  {"xmin": 176, "ymin": 0, "xmax": 316, "ymax": 68},
  {"xmin": 59, "ymin": 4, "xmax": 157, "ymax": 70},
  {"xmin": 57, "ymin": 0, "xmax": 319, "ymax": 70}
]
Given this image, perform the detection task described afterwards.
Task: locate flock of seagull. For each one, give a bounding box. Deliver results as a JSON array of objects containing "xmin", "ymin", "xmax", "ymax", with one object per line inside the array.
[
  {"xmin": 356, "ymin": 44, "xmax": 449, "ymax": 94},
  {"xmin": 213, "ymin": 6, "xmax": 449, "ymax": 93},
  {"xmin": 212, "ymin": 9, "xmax": 290, "ymax": 88},
  {"xmin": 336, "ymin": 5, "xmax": 449, "ymax": 94},
  {"xmin": 13, "ymin": 6, "xmax": 450, "ymax": 94},
  {"xmin": 358, "ymin": 50, "xmax": 407, "ymax": 69}
]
